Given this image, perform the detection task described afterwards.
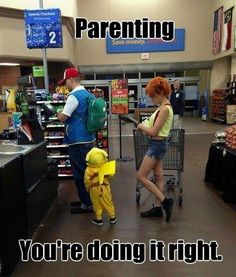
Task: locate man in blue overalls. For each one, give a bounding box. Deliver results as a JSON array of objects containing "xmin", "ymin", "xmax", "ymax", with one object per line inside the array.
[{"xmin": 57, "ymin": 68, "xmax": 95, "ymax": 213}]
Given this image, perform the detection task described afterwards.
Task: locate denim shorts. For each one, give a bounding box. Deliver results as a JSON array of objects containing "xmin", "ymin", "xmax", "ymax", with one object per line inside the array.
[{"xmin": 146, "ymin": 139, "xmax": 169, "ymax": 160}]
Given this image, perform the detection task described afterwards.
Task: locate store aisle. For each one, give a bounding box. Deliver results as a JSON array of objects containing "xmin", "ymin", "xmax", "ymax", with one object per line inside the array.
[
  {"xmin": 13, "ymin": 132, "xmax": 236, "ymax": 277},
  {"xmin": 108, "ymin": 116, "xmax": 228, "ymax": 137}
]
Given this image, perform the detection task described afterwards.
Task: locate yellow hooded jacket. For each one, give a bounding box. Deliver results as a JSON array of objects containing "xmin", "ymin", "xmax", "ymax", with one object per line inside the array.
[{"xmin": 84, "ymin": 147, "xmax": 116, "ymax": 191}]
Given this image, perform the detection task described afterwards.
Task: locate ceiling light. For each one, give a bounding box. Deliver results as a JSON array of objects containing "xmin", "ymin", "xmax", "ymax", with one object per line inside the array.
[{"xmin": 0, "ymin": 63, "xmax": 20, "ymax": 66}]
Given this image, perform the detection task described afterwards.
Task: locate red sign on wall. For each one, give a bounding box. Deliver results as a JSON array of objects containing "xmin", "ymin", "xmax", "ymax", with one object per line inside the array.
[{"xmin": 111, "ymin": 79, "xmax": 128, "ymax": 114}]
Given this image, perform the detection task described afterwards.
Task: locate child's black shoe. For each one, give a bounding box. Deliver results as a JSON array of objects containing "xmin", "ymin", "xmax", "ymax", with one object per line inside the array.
[
  {"xmin": 110, "ymin": 217, "xmax": 117, "ymax": 224},
  {"xmin": 92, "ymin": 219, "xmax": 103, "ymax": 225}
]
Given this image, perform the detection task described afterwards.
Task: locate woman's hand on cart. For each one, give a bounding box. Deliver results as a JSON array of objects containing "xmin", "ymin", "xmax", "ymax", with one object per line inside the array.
[
  {"xmin": 137, "ymin": 123, "xmax": 147, "ymax": 136},
  {"xmin": 137, "ymin": 123, "xmax": 144, "ymax": 130}
]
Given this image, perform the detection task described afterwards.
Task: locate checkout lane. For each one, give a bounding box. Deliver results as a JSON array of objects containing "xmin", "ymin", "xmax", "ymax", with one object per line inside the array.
[{"xmin": 0, "ymin": 139, "xmax": 58, "ymax": 276}]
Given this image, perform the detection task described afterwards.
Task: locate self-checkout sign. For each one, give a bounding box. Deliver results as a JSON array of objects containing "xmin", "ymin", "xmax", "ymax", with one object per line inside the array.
[{"xmin": 24, "ymin": 8, "xmax": 63, "ymax": 49}]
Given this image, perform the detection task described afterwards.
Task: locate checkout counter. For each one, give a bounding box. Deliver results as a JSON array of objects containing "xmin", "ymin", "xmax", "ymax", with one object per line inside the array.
[
  {"xmin": 0, "ymin": 140, "xmax": 58, "ymax": 276},
  {"xmin": 0, "ymin": 75, "xmax": 59, "ymax": 276}
]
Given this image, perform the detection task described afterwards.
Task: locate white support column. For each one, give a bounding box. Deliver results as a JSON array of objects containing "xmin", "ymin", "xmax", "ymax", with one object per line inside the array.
[
  {"xmin": 231, "ymin": 56, "xmax": 236, "ymax": 75},
  {"xmin": 39, "ymin": 0, "xmax": 49, "ymax": 94}
]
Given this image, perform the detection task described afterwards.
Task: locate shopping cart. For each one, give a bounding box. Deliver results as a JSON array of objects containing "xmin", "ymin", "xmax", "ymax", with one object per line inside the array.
[{"xmin": 133, "ymin": 129, "xmax": 185, "ymax": 206}]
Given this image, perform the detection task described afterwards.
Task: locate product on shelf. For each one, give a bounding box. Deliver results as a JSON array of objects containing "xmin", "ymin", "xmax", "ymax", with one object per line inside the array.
[
  {"xmin": 91, "ymin": 88, "xmax": 104, "ymax": 98},
  {"xmin": 210, "ymin": 89, "xmax": 230, "ymax": 123},
  {"xmin": 225, "ymin": 125, "xmax": 236, "ymax": 150},
  {"xmin": 58, "ymin": 168, "xmax": 73, "ymax": 175},
  {"xmin": 59, "ymin": 159, "xmax": 66, "ymax": 165},
  {"xmin": 55, "ymin": 86, "xmax": 70, "ymax": 95},
  {"xmin": 231, "ymin": 74, "xmax": 236, "ymax": 94},
  {"xmin": 48, "ymin": 141, "xmax": 61, "ymax": 145}
]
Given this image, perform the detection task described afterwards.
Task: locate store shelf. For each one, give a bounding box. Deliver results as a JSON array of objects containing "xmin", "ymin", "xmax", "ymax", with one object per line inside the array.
[
  {"xmin": 46, "ymin": 124, "xmax": 65, "ymax": 128},
  {"xmin": 47, "ymin": 155, "xmax": 69, "ymax": 158},
  {"xmin": 210, "ymin": 89, "xmax": 232, "ymax": 124},
  {"xmin": 45, "ymin": 136, "xmax": 64, "ymax": 139},
  {"xmin": 210, "ymin": 117, "xmax": 225, "ymax": 123},
  {"xmin": 42, "ymin": 117, "xmax": 58, "ymax": 123},
  {"xmin": 37, "ymin": 100, "xmax": 66, "ymax": 104},
  {"xmin": 39, "ymin": 97, "xmax": 71, "ymax": 179},
  {"xmin": 47, "ymin": 145, "xmax": 68, "ymax": 148}
]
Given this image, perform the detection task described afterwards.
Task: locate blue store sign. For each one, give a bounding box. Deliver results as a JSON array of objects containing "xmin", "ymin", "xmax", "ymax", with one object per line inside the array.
[
  {"xmin": 24, "ymin": 8, "xmax": 63, "ymax": 49},
  {"xmin": 106, "ymin": 29, "xmax": 185, "ymax": 53}
]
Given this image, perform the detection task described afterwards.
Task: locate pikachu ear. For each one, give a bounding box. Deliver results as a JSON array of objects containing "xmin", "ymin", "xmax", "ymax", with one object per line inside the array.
[
  {"xmin": 85, "ymin": 151, "xmax": 91, "ymax": 162},
  {"xmin": 86, "ymin": 147, "xmax": 95, "ymax": 162},
  {"xmin": 100, "ymin": 149, "xmax": 108, "ymax": 160}
]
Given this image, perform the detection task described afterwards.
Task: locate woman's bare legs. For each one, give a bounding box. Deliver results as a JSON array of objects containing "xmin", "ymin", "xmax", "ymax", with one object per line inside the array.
[
  {"xmin": 137, "ymin": 155, "xmax": 165, "ymax": 202},
  {"xmin": 137, "ymin": 155, "xmax": 174, "ymax": 222},
  {"xmin": 153, "ymin": 160, "xmax": 164, "ymax": 206}
]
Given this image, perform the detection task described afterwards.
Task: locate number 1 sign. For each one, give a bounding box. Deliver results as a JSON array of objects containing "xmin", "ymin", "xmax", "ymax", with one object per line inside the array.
[{"xmin": 24, "ymin": 8, "xmax": 63, "ymax": 49}]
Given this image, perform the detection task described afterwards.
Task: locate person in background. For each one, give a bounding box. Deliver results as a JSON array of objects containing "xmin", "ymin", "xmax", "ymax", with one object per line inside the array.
[
  {"xmin": 170, "ymin": 79, "xmax": 185, "ymax": 128},
  {"xmin": 57, "ymin": 68, "xmax": 95, "ymax": 214},
  {"xmin": 137, "ymin": 77, "xmax": 174, "ymax": 222}
]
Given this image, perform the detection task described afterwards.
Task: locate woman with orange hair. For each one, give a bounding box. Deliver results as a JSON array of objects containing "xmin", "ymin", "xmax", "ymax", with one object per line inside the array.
[{"xmin": 137, "ymin": 77, "xmax": 174, "ymax": 222}]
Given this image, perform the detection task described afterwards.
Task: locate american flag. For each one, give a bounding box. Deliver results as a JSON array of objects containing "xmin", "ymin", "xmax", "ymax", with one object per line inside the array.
[
  {"xmin": 222, "ymin": 7, "xmax": 234, "ymax": 51},
  {"xmin": 212, "ymin": 6, "xmax": 223, "ymax": 55}
]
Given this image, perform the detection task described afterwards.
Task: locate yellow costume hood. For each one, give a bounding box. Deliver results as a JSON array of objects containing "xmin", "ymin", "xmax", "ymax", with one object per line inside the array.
[{"xmin": 86, "ymin": 147, "xmax": 116, "ymax": 184}]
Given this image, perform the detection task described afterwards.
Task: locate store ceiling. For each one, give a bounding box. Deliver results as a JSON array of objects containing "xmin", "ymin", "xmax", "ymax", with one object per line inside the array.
[
  {"xmin": 0, "ymin": 57, "xmax": 72, "ymax": 68},
  {"xmin": 79, "ymin": 61, "xmax": 213, "ymax": 74}
]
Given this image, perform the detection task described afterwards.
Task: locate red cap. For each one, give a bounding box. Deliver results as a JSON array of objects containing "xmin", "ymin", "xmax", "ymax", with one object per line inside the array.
[{"xmin": 58, "ymin": 68, "xmax": 80, "ymax": 85}]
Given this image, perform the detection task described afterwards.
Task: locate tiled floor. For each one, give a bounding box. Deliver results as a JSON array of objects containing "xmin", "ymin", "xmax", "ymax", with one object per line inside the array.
[
  {"xmin": 13, "ymin": 117, "xmax": 236, "ymax": 277},
  {"xmin": 108, "ymin": 115, "xmax": 228, "ymax": 137}
]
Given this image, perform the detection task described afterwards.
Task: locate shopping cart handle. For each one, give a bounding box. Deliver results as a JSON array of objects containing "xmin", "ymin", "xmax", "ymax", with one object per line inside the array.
[{"xmin": 121, "ymin": 115, "xmax": 139, "ymax": 126}]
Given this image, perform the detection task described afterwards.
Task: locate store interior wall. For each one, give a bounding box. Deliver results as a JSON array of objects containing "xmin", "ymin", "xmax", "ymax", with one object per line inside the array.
[
  {"xmin": 231, "ymin": 56, "xmax": 236, "ymax": 75},
  {"xmin": 0, "ymin": 0, "xmax": 78, "ymax": 18},
  {"xmin": 211, "ymin": 0, "xmax": 236, "ymax": 60},
  {"xmin": 0, "ymin": 66, "xmax": 20, "ymax": 89},
  {"xmin": 75, "ymin": 0, "xmax": 235, "ymax": 94},
  {"xmin": 0, "ymin": 63, "xmax": 69, "ymax": 91},
  {"xmin": 75, "ymin": 0, "xmax": 213, "ymax": 67},
  {"xmin": 0, "ymin": 17, "xmax": 76, "ymax": 65},
  {"xmin": 210, "ymin": 56, "xmax": 231, "ymax": 90},
  {"xmin": 209, "ymin": 0, "xmax": 236, "ymax": 90},
  {"xmin": 0, "ymin": 0, "xmax": 234, "ymax": 93},
  {"xmin": 183, "ymin": 69, "xmax": 210, "ymax": 94}
]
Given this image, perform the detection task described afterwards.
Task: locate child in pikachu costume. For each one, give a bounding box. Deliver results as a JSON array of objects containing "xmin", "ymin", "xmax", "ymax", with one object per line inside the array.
[{"xmin": 84, "ymin": 147, "xmax": 116, "ymax": 225}]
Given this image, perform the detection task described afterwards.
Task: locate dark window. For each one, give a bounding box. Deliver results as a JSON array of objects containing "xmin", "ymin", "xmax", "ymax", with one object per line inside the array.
[
  {"xmin": 20, "ymin": 66, "xmax": 33, "ymax": 76},
  {"xmin": 83, "ymin": 86, "xmax": 95, "ymax": 92},
  {"xmin": 174, "ymin": 71, "xmax": 184, "ymax": 77},
  {"xmin": 125, "ymin": 72, "xmax": 139, "ymax": 79},
  {"xmin": 141, "ymin": 72, "xmax": 155, "ymax": 78},
  {"xmin": 84, "ymin": 74, "xmax": 94, "ymax": 80},
  {"xmin": 155, "ymin": 72, "xmax": 166, "ymax": 77},
  {"xmin": 96, "ymin": 74, "xmax": 110, "ymax": 80},
  {"xmin": 155, "ymin": 71, "xmax": 184, "ymax": 78},
  {"xmin": 110, "ymin": 73, "xmax": 124, "ymax": 80}
]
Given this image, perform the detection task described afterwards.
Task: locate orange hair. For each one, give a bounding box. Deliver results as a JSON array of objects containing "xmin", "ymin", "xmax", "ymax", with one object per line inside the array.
[{"xmin": 145, "ymin": 77, "xmax": 171, "ymax": 97}]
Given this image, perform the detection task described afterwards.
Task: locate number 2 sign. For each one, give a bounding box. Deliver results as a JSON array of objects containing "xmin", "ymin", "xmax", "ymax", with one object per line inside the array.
[
  {"xmin": 24, "ymin": 8, "xmax": 63, "ymax": 49},
  {"xmin": 49, "ymin": 31, "xmax": 56, "ymax": 44}
]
